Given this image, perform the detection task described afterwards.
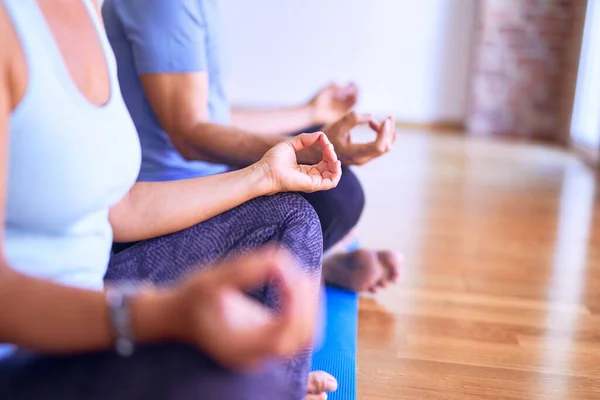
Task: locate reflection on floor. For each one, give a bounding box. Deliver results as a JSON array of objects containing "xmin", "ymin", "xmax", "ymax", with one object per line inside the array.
[{"xmin": 353, "ymin": 129, "xmax": 600, "ymax": 400}]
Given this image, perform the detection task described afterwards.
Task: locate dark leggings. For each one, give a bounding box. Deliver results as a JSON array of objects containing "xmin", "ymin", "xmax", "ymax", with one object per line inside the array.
[
  {"xmin": 300, "ymin": 165, "xmax": 364, "ymax": 251},
  {"xmin": 0, "ymin": 194, "xmax": 323, "ymax": 400},
  {"xmin": 292, "ymin": 124, "xmax": 366, "ymax": 251}
]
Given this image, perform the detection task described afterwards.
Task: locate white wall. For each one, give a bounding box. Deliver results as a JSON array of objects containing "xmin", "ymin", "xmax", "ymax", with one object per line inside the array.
[
  {"xmin": 221, "ymin": 0, "xmax": 476, "ymax": 122},
  {"xmin": 571, "ymin": 0, "xmax": 600, "ymax": 148}
]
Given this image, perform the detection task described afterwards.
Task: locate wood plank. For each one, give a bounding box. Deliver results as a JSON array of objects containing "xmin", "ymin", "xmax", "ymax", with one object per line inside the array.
[{"xmin": 354, "ymin": 129, "xmax": 600, "ymax": 399}]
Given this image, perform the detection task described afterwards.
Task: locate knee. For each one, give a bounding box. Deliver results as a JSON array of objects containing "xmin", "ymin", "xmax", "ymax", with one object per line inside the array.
[
  {"xmin": 316, "ymin": 167, "xmax": 365, "ymax": 233},
  {"xmin": 336, "ymin": 167, "xmax": 365, "ymax": 228},
  {"xmin": 251, "ymin": 193, "xmax": 320, "ymax": 228},
  {"xmin": 276, "ymin": 192, "xmax": 322, "ymax": 227},
  {"xmin": 250, "ymin": 193, "xmax": 323, "ymax": 274}
]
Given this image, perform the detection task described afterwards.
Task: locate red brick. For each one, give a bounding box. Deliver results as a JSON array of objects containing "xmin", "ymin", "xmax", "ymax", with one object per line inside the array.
[{"xmin": 466, "ymin": 0, "xmax": 585, "ymax": 140}]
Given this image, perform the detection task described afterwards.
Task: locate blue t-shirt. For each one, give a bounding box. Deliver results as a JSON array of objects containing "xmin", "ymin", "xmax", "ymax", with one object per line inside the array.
[{"xmin": 102, "ymin": 0, "xmax": 230, "ymax": 182}]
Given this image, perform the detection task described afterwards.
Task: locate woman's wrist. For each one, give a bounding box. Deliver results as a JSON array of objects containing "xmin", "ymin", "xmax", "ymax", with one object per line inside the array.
[
  {"xmin": 245, "ymin": 161, "xmax": 277, "ymax": 196},
  {"xmin": 130, "ymin": 289, "xmax": 182, "ymax": 344}
]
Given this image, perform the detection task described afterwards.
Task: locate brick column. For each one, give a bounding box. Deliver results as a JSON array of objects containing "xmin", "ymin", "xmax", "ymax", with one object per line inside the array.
[{"xmin": 466, "ymin": 0, "xmax": 586, "ymax": 141}]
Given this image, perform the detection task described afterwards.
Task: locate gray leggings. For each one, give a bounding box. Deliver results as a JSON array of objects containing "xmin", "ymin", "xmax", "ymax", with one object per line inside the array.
[{"xmin": 0, "ymin": 193, "xmax": 323, "ymax": 400}]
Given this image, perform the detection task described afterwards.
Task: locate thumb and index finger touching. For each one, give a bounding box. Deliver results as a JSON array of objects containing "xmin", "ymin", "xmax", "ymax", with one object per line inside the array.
[
  {"xmin": 286, "ymin": 132, "xmax": 340, "ymax": 167},
  {"xmin": 348, "ymin": 115, "xmax": 397, "ymax": 162},
  {"xmin": 333, "ymin": 111, "xmax": 373, "ymax": 134}
]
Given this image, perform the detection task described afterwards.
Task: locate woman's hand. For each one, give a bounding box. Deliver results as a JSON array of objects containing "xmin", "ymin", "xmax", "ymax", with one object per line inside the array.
[
  {"xmin": 162, "ymin": 248, "xmax": 319, "ymax": 370},
  {"xmin": 259, "ymin": 132, "xmax": 342, "ymax": 194}
]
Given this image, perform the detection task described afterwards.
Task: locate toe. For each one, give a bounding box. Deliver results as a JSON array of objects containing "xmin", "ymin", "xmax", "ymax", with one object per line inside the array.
[
  {"xmin": 307, "ymin": 371, "xmax": 338, "ymax": 394},
  {"xmin": 376, "ymin": 278, "xmax": 388, "ymax": 289},
  {"xmin": 306, "ymin": 394, "xmax": 328, "ymax": 400},
  {"xmin": 377, "ymin": 251, "xmax": 402, "ymax": 283},
  {"xmin": 351, "ymin": 249, "xmax": 385, "ymax": 291},
  {"xmin": 323, "ymin": 249, "xmax": 382, "ymax": 292}
]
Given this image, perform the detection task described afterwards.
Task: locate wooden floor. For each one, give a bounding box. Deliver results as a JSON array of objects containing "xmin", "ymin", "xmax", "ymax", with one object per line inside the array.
[{"xmin": 353, "ymin": 130, "xmax": 600, "ymax": 400}]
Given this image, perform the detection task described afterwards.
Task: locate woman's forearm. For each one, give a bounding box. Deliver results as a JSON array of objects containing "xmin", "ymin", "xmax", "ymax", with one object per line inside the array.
[
  {"xmin": 0, "ymin": 265, "xmax": 174, "ymax": 353},
  {"xmin": 109, "ymin": 164, "xmax": 273, "ymax": 243}
]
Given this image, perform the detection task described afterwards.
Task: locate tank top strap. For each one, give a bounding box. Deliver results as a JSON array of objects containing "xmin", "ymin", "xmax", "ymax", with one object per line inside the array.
[
  {"xmin": 80, "ymin": 0, "xmax": 120, "ymax": 88},
  {"xmin": 2, "ymin": 0, "xmax": 50, "ymax": 78}
]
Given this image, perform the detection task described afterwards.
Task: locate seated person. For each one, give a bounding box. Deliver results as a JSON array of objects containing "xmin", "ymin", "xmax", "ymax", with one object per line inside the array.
[
  {"xmin": 102, "ymin": 0, "xmax": 401, "ymax": 294},
  {"xmin": 0, "ymin": 1, "xmax": 342, "ymax": 399}
]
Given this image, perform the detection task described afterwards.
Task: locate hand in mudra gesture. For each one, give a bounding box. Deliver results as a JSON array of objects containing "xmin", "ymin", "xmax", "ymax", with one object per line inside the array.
[
  {"xmin": 323, "ymin": 112, "xmax": 397, "ymax": 166},
  {"xmin": 308, "ymin": 82, "xmax": 359, "ymax": 125},
  {"xmin": 260, "ymin": 132, "xmax": 342, "ymax": 194},
  {"xmin": 167, "ymin": 247, "xmax": 319, "ymax": 370}
]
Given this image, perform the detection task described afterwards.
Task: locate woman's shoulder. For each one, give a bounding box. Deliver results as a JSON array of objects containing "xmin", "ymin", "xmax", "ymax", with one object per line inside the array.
[{"xmin": 0, "ymin": 3, "xmax": 27, "ymax": 112}]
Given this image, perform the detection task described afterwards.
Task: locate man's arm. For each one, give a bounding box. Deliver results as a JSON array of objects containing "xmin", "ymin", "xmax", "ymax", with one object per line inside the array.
[
  {"xmin": 141, "ymin": 72, "xmax": 394, "ymax": 167},
  {"xmin": 114, "ymin": 0, "xmax": 392, "ymax": 168},
  {"xmin": 230, "ymin": 83, "xmax": 359, "ymax": 135},
  {"xmin": 140, "ymin": 73, "xmax": 285, "ymax": 166},
  {"xmin": 230, "ymin": 105, "xmax": 316, "ymax": 136},
  {"xmin": 109, "ymin": 0, "xmax": 311, "ymax": 165}
]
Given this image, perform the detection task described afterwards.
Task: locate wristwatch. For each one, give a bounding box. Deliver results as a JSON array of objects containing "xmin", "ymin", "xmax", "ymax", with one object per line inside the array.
[{"xmin": 105, "ymin": 284, "xmax": 139, "ymax": 357}]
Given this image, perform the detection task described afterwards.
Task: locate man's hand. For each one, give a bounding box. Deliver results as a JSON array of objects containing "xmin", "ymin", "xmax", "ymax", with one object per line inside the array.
[
  {"xmin": 308, "ymin": 82, "xmax": 359, "ymax": 125},
  {"xmin": 169, "ymin": 248, "xmax": 319, "ymax": 370},
  {"xmin": 323, "ymin": 112, "xmax": 397, "ymax": 166},
  {"xmin": 259, "ymin": 132, "xmax": 342, "ymax": 194}
]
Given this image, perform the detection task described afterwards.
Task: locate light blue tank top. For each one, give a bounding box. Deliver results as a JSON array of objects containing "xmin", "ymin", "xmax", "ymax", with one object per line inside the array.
[{"xmin": 3, "ymin": 0, "xmax": 141, "ymax": 291}]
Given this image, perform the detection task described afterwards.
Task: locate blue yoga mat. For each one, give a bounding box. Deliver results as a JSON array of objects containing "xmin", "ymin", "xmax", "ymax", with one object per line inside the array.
[{"xmin": 311, "ymin": 285, "xmax": 358, "ymax": 400}]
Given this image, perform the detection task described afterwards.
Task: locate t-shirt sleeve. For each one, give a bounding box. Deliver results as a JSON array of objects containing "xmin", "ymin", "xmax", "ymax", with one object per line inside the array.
[{"xmin": 114, "ymin": 0, "xmax": 208, "ymax": 74}]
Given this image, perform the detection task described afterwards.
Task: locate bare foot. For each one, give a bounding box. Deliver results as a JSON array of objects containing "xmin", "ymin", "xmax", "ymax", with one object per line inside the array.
[
  {"xmin": 322, "ymin": 249, "xmax": 401, "ymax": 293},
  {"xmin": 306, "ymin": 370, "xmax": 338, "ymax": 400},
  {"xmin": 368, "ymin": 251, "xmax": 402, "ymax": 293}
]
